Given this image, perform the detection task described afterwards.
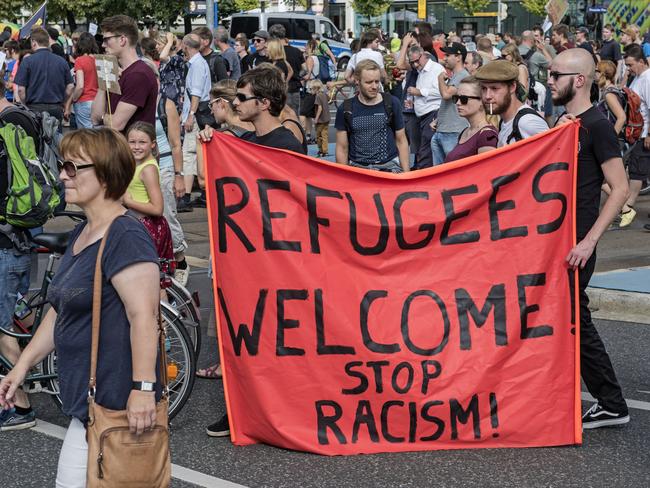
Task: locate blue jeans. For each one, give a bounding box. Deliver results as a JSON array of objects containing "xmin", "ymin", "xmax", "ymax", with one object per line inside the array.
[
  {"xmin": 430, "ymin": 131, "xmax": 461, "ymax": 166},
  {"xmin": 0, "ymin": 249, "xmax": 31, "ymax": 331},
  {"xmin": 73, "ymin": 101, "xmax": 93, "ymax": 129}
]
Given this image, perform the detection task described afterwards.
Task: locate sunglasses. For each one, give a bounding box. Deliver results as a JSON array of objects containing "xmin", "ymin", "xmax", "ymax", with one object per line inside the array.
[
  {"xmin": 102, "ymin": 34, "xmax": 122, "ymax": 43},
  {"xmin": 452, "ymin": 95, "xmax": 482, "ymax": 105},
  {"xmin": 253, "ymin": 38, "xmax": 265, "ymax": 43},
  {"xmin": 234, "ymin": 93, "xmax": 262, "ymax": 103},
  {"xmin": 548, "ymin": 71, "xmax": 581, "ymax": 80},
  {"xmin": 208, "ymin": 97, "xmax": 227, "ymax": 108},
  {"xmin": 58, "ymin": 160, "xmax": 94, "ymax": 177},
  {"xmin": 409, "ymin": 55, "xmax": 422, "ymax": 66}
]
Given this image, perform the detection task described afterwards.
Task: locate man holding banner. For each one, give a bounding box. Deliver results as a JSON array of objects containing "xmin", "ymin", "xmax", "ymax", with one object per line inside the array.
[{"xmin": 549, "ymin": 49, "xmax": 630, "ymax": 429}]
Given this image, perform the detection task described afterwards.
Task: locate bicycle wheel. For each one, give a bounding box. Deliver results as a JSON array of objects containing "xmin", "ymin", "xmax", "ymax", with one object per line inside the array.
[
  {"xmin": 165, "ymin": 279, "xmax": 201, "ymax": 357},
  {"xmin": 162, "ymin": 305, "xmax": 196, "ymax": 420},
  {"xmin": 334, "ymin": 85, "xmax": 354, "ymax": 108},
  {"xmin": 43, "ymin": 308, "xmax": 196, "ymax": 421},
  {"xmin": 42, "ymin": 350, "xmax": 63, "ymax": 411}
]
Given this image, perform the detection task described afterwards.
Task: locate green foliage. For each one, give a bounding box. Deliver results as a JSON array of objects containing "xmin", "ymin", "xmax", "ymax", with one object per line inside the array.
[
  {"xmin": 234, "ymin": 0, "xmax": 259, "ymax": 12},
  {"xmin": 448, "ymin": 0, "xmax": 491, "ymax": 16},
  {"xmin": 351, "ymin": 0, "xmax": 392, "ymax": 20},
  {"xmin": 0, "ymin": 0, "xmax": 29, "ymax": 22},
  {"xmin": 521, "ymin": 0, "xmax": 547, "ymax": 17}
]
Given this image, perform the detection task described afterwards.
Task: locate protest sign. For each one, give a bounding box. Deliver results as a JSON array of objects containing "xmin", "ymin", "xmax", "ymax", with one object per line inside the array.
[
  {"xmin": 94, "ymin": 54, "xmax": 121, "ymax": 95},
  {"xmin": 545, "ymin": 0, "xmax": 569, "ymax": 25},
  {"xmin": 204, "ymin": 122, "xmax": 581, "ymax": 455}
]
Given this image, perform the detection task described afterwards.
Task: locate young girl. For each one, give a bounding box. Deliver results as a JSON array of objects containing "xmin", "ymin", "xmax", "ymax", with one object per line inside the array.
[
  {"xmin": 308, "ymin": 79, "xmax": 331, "ymax": 157},
  {"xmin": 124, "ymin": 122, "xmax": 174, "ymax": 269}
]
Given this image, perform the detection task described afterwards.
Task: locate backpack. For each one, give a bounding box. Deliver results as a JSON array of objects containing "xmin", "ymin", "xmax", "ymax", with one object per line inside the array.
[
  {"xmin": 620, "ymin": 87, "xmax": 644, "ymax": 145},
  {"xmin": 0, "ymin": 116, "xmax": 60, "ymax": 229},
  {"xmin": 205, "ymin": 52, "xmax": 228, "ymax": 83},
  {"xmin": 501, "ymin": 106, "xmax": 547, "ymax": 144},
  {"xmin": 317, "ymin": 55, "xmax": 336, "ymax": 82},
  {"xmin": 343, "ymin": 93, "xmax": 396, "ymax": 135}
]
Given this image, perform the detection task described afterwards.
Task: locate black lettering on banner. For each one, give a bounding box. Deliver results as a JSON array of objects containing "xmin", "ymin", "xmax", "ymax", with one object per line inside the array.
[
  {"xmin": 408, "ymin": 401, "xmax": 418, "ymax": 443},
  {"xmin": 360, "ymin": 291, "xmax": 401, "ymax": 353},
  {"xmin": 352, "ymin": 400, "xmax": 380, "ymax": 443},
  {"xmin": 276, "ymin": 289, "xmax": 308, "ymax": 356},
  {"xmin": 517, "ymin": 273, "xmax": 554, "ymax": 339},
  {"xmin": 490, "ymin": 392, "xmax": 500, "ymax": 438},
  {"xmin": 346, "ymin": 192, "xmax": 390, "ymax": 255},
  {"xmin": 367, "ymin": 361, "xmax": 390, "ymax": 393},
  {"xmin": 391, "ymin": 362, "xmax": 415, "ymax": 394},
  {"xmin": 306, "ymin": 184, "xmax": 343, "ymax": 253},
  {"xmin": 393, "ymin": 192, "xmax": 436, "ymax": 250},
  {"xmin": 217, "ymin": 287, "xmax": 266, "ymax": 356},
  {"xmin": 342, "ymin": 362, "xmax": 368, "ymax": 395},
  {"xmin": 401, "ymin": 290, "xmax": 450, "ymax": 356},
  {"xmin": 489, "ymin": 173, "xmax": 528, "ymax": 240},
  {"xmin": 455, "ymin": 285, "xmax": 508, "ymax": 350},
  {"xmin": 532, "ymin": 162, "xmax": 569, "ymax": 234},
  {"xmin": 315, "ymin": 400, "xmax": 347, "ymax": 445},
  {"xmin": 315, "ymin": 289, "xmax": 356, "ymax": 355},
  {"xmin": 257, "ymin": 179, "xmax": 302, "ymax": 252},
  {"xmin": 381, "ymin": 401, "xmax": 406, "ymax": 443},
  {"xmin": 420, "ymin": 400, "xmax": 445, "ymax": 441},
  {"xmin": 421, "ymin": 360, "xmax": 442, "ymax": 395},
  {"xmin": 450, "ymin": 395, "xmax": 481, "ymax": 440},
  {"xmin": 441, "ymin": 185, "xmax": 481, "ymax": 245},
  {"xmin": 215, "ymin": 177, "xmax": 255, "ymax": 252}
]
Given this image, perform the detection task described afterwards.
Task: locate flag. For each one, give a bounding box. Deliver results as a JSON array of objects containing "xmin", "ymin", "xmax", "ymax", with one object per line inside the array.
[{"xmin": 19, "ymin": 1, "xmax": 47, "ymax": 39}]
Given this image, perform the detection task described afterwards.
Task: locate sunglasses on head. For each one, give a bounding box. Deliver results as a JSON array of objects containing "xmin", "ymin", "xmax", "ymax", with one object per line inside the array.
[
  {"xmin": 58, "ymin": 160, "xmax": 94, "ymax": 177},
  {"xmin": 452, "ymin": 95, "xmax": 482, "ymax": 105}
]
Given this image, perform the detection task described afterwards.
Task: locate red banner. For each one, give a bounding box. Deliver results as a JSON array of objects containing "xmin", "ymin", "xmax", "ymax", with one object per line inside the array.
[{"xmin": 204, "ymin": 122, "xmax": 581, "ymax": 455}]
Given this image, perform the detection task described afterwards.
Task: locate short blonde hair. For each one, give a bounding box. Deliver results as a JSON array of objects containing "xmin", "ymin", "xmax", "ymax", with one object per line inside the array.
[
  {"xmin": 306, "ymin": 79, "xmax": 324, "ymax": 94},
  {"xmin": 267, "ymin": 39, "xmax": 286, "ymax": 61},
  {"xmin": 354, "ymin": 59, "xmax": 381, "ymax": 79}
]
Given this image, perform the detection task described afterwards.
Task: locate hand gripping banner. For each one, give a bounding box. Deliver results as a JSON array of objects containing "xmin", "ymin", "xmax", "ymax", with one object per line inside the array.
[{"xmin": 204, "ymin": 122, "xmax": 581, "ymax": 455}]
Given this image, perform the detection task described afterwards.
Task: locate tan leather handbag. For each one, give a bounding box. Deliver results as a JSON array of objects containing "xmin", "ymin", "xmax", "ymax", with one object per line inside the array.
[{"xmin": 85, "ymin": 225, "xmax": 171, "ymax": 487}]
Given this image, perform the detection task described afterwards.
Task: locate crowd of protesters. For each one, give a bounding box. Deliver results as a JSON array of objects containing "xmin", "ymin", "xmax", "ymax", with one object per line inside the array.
[{"xmin": 0, "ymin": 13, "xmax": 647, "ymax": 477}]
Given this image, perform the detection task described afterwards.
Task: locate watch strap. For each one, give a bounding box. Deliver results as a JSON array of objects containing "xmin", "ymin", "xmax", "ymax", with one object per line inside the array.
[{"xmin": 132, "ymin": 381, "xmax": 156, "ymax": 392}]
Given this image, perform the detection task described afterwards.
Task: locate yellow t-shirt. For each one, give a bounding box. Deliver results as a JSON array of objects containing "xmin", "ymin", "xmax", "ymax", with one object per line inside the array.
[{"xmin": 127, "ymin": 159, "xmax": 159, "ymax": 204}]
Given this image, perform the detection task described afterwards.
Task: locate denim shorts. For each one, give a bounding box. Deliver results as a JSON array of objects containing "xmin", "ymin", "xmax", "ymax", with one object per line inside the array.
[{"xmin": 0, "ymin": 249, "xmax": 31, "ymax": 331}]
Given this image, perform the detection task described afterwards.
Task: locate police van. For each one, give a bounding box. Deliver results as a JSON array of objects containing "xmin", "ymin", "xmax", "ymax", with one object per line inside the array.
[{"xmin": 228, "ymin": 12, "xmax": 351, "ymax": 70}]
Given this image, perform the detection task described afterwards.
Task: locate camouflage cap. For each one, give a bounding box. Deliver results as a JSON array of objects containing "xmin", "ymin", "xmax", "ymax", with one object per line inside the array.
[{"xmin": 474, "ymin": 60, "xmax": 519, "ymax": 82}]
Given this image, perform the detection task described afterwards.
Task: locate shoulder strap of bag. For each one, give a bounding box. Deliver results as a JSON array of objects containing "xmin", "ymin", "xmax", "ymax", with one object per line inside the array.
[
  {"xmin": 381, "ymin": 93, "xmax": 395, "ymax": 132},
  {"xmin": 343, "ymin": 96, "xmax": 355, "ymax": 134},
  {"xmin": 89, "ymin": 218, "xmax": 169, "ymax": 398},
  {"xmin": 508, "ymin": 106, "xmax": 544, "ymax": 144}
]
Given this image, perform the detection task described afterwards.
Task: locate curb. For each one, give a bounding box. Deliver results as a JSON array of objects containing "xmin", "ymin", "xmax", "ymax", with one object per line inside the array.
[{"xmin": 587, "ymin": 287, "xmax": 650, "ymax": 324}]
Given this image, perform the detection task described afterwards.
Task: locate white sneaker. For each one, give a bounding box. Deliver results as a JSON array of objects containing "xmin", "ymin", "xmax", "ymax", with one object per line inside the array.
[{"xmin": 174, "ymin": 265, "xmax": 190, "ymax": 287}]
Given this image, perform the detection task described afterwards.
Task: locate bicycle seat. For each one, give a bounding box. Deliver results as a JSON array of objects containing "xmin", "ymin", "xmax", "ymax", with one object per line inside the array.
[{"xmin": 32, "ymin": 232, "xmax": 71, "ymax": 254}]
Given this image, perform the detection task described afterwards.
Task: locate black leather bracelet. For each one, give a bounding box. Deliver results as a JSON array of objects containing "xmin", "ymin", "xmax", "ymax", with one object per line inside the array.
[{"xmin": 132, "ymin": 381, "xmax": 156, "ymax": 392}]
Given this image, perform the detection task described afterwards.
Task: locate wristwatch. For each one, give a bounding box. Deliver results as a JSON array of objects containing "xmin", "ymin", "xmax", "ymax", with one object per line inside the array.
[
  {"xmin": 174, "ymin": 171, "xmax": 184, "ymax": 176},
  {"xmin": 132, "ymin": 381, "xmax": 156, "ymax": 392}
]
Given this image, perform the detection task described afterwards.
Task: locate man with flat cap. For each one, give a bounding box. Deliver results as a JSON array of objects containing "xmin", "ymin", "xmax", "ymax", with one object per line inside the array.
[{"xmin": 475, "ymin": 59, "xmax": 548, "ymax": 146}]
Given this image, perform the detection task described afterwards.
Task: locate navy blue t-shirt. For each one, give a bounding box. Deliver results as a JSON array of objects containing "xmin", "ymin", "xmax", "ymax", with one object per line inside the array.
[
  {"xmin": 335, "ymin": 95, "xmax": 404, "ymax": 165},
  {"xmin": 47, "ymin": 215, "xmax": 159, "ymax": 423},
  {"xmin": 14, "ymin": 48, "xmax": 73, "ymax": 104}
]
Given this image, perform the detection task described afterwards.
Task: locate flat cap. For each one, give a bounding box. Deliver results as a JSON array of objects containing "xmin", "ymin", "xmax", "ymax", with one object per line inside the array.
[
  {"xmin": 253, "ymin": 30, "xmax": 269, "ymax": 40},
  {"xmin": 474, "ymin": 59, "xmax": 519, "ymax": 82}
]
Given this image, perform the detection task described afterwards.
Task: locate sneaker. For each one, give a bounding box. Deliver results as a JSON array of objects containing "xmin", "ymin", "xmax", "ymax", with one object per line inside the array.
[
  {"xmin": 174, "ymin": 265, "xmax": 190, "ymax": 287},
  {"xmin": 644, "ymin": 224, "xmax": 650, "ymax": 232},
  {"xmin": 206, "ymin": 414, "xmax": 230, "ymax": 437},
  {"xmin": 176, "ymin": 199, "xmax": 194, "ymax": 213},
  {"xmin": 190, "ymin": 196, "xmax": 207, "ymax": 208},
  {"xmin": 618, "ymin": 208, "xmax": 636, "ymax": 227},
  {"xmin": 0, "ymin": 408, "xmax": 36, "ymax": 431},
  {"xmin": 582, "ymin": 403, "xmax": 629, "ymax": 430}
]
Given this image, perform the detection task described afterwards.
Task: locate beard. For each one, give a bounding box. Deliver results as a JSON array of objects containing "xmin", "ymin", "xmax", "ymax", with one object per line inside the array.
[
  {"xmin": 552, "ymin": 78, "xmax": 576, "ymax": 106},
  {"xmin": 487, "ymin": 90, "xmax": 512, "ymax": 115}
]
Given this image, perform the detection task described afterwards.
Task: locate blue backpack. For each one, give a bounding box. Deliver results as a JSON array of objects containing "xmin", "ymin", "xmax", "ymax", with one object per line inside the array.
[{"xmin": 317, "ymin": 55, "xmax": 335, "ymax": 82}]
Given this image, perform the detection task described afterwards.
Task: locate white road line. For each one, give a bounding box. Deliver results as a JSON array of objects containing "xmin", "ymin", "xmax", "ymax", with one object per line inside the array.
[
  {"xmin": 186, "ymin": 256, "xmax": 210, "ymax": 268},
  {"xmin": 581, "ymin": 392, "xmax": 650, "ymax": 411},
  {"xmin": 32, "ymin": 419, "xmax": 248, "ymax": 488}
]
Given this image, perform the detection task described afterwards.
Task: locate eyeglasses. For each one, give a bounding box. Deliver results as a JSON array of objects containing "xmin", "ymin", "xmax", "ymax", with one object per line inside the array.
[
  {"xmin": 548, "ymin": 71, "xmax": 581, "ymax": 80},
  {"xmin": 208, "ymin": 97, "xmax": 232, "ymax": 108},
  {"xmin": 409, "ymin": 54, "xmax": 422, "ymax": 66},
  {"xmin": 452, "ymin": 95, "xmax": 482, "ymax": 105},
  {"xmin": 102, "ymin": 34, "xmax": 122, "ymax": 43},
  {"xmin": 58, "ymin": 160, "xmax": 94, "ymax": 177},
  {"xmin": 253, "ymin": 38, "xmax": 265, "ymax": 43},
  {"xmin": 234, "ymin": 93, "xmax": 262, "ymax": 103}
]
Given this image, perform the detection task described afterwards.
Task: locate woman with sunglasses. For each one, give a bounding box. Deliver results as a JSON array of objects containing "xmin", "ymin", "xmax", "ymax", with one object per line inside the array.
[
  {"xmin": 0, "ymin": 128, "xmax": 161, "ymax": 485},
  {"xmin": 444, "ymin": 77, "xmax": 498, "ymax": 163}
]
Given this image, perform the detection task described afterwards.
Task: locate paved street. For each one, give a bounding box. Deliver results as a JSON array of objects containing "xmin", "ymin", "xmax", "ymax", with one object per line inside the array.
[{"xmin": 1, "ymin": 179, "xmax": 649, "ymax": 487}]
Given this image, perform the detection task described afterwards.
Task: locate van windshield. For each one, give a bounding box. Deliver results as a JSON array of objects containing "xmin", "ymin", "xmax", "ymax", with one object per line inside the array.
[{"xmin": 230, "ymin": 17, "xmax": 259, "ymax": 39}]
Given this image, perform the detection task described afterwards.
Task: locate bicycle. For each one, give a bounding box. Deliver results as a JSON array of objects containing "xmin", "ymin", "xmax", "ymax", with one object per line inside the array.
[{"xmin": 1, "ymin": 215, "xmax": 196, "ymax": 420}]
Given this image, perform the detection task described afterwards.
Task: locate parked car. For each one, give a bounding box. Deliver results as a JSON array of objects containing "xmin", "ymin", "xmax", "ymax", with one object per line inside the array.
[{"xmin": 229, "ymin": 12, "xmax": 352, "ymax": 70}]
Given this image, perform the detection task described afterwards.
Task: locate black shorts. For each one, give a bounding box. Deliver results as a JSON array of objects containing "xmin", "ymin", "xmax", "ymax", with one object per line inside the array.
[{"xmin": 627, "ymin": 140, "xmax": 650, "ymax": 181}]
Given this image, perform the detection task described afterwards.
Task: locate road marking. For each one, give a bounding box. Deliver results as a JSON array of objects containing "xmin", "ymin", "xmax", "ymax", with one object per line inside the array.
[
  {"xmin": 32, "ymin": 419, "xmax": 248, "ymax": 488},
  {"xmin": 186, "ymin": 256, "xmax": 210, "ymax": 268},
  {"xmin": 581, "ymin": 392, "xmax": 650, "ymax": 411}
]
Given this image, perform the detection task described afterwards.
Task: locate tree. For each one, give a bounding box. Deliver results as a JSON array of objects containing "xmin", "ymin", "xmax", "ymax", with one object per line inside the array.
[
  {"xmin": 521, "ymin": 0, "xmax": 547, "ymax": 17},
  {"xmin": 234, "ymin": 0, "xmax": 258, "ymax": 12},
  {"xmin": 0, "ymin": 0, "xmax": 29, "ymax": 22},
  {"xmin": 448, "ymin": 0, "xmax": 491, "ymax": 16},
  {"xmin": 351, "ymin": 0, "xmax": 391, "ymax": 24}
]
